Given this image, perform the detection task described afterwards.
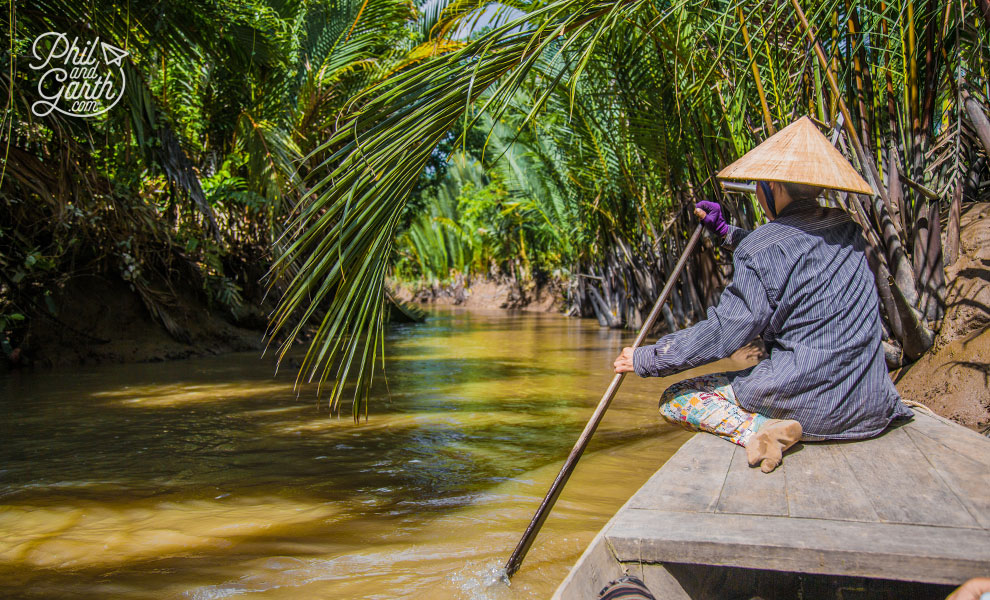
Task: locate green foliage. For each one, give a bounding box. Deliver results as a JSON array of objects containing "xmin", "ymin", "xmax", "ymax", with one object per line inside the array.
[
  {"xmin": 395, "ymin": 155, "xmax": 552, "ymax": 282},
  {"xmin": 3, "ymin": 0, "xmax": 988, "ymax": 411},
  {"xmin": 267, "ymin": 0, "xmax": 665, "ymax": 417},
  {"xmin": 1, "ymin": 0, "xmax": 421, "ymax": 358},
  {"xmin": 272, "ymin": 0, "xmax": 990, "ymax": 417}
]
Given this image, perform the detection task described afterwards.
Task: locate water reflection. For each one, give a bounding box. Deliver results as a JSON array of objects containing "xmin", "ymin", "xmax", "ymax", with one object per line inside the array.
[{"xmin": 0, "ymin": 307, "xmax": 755, "ymax": 599}]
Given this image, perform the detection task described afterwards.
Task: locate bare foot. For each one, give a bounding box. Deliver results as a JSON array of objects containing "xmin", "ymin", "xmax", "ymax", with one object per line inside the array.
[{"xmin": 745, "ymin": 419, "xmax": 802, "ymax": 473}]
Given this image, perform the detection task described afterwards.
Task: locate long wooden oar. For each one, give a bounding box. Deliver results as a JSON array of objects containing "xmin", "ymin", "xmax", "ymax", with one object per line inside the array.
[{"xmin": 503, "ymin": 223, "xmax": 705, "ymax": 579}]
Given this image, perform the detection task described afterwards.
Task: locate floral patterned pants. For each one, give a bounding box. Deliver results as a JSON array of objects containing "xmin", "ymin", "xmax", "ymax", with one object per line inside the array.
[{"xmin": 659, "ymin": 372, "xmax": 769, "ymax": 447}]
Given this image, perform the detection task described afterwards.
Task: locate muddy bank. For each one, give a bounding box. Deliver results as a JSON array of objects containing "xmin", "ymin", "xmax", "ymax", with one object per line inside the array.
[
  {"xmin": 896, "ymin": 203, "xmax": 990, "ymax": 432},
  {"xmin": 5, "ymin": 273, "xmax": 267, "ymax": 369},
  {"xmin": 390, "ymin": 274, "xmax": 567, "ymax": 313}
]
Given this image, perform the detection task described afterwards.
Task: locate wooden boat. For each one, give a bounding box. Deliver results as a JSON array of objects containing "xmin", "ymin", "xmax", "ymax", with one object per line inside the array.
[{"xmin": 553, "ymin": 409, "xmax": 990, "ymax": 599}]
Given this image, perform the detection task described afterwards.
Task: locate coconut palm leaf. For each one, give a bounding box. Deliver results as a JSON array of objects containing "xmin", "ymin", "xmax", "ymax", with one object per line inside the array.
[{"xmin": 268, "ymin": 0, "xmax": 667, "ymax": 417}]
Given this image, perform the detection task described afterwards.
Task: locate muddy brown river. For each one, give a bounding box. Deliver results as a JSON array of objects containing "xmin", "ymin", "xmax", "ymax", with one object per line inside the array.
[{"xmin": 0, "ymin": 307, "xmax": 755, "ymax": 599}]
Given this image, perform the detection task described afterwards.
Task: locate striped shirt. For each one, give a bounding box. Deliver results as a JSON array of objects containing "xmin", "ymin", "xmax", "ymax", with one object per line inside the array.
[{"xmin": 633, "ymin": 198, "xmax": 913, "ymax": 439}]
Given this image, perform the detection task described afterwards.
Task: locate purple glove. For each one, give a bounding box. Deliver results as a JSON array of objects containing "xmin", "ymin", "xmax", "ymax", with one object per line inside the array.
[{"xmin": 694, "ymin": 200, "xmax": 729, "ymax": 237}]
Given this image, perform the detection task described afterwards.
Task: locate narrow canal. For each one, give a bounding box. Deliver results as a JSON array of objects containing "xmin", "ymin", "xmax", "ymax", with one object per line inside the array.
[{"xmin": 0, "ymin": 308, "xmax": 756, "ymax": 599}]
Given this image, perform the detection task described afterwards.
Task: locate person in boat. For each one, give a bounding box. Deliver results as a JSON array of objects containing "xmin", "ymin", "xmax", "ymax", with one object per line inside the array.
[{"xmin": 612, "ymin": 116, "xmax": 913, "ymax": 473}]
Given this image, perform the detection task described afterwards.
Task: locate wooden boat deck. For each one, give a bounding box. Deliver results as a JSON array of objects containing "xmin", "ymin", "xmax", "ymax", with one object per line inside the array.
[{"xmin": 553, "ymin": 410, "xmax": 990, "ymax": 599}]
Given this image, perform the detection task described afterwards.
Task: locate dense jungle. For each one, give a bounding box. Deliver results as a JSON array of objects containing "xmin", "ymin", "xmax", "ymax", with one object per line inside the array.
[{"xmin": 2, "ymin": 0, "xmax": 989, "ymax": 422}]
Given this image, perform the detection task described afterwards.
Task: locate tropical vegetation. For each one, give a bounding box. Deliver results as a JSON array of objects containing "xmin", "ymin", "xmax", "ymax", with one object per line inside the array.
[{"xmin": 2, "ymin": 0, "xmax": 989, "ymax": 418}]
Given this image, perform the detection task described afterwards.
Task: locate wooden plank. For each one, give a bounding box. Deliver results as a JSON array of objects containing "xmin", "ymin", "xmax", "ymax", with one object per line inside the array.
[
  {"xmin": 606, "ymin": 509, "xmax": 990, "ymax": 585},
  {"xmin": 905, "ymin": 426, "xmax": 990, "ymax": 530},
  {"xmin": 639, "ymin": 564, "xmax": 693, "ymax": 600},
  {"xmin": 552, "ymin": 531, "xmax": 627, "ymax": 600},
  {"xmin": 644, "ymin": 563, "xmax": 802, "ymax": 600},
  {"xmin": 838, "ymin": 426, "xmax": 979, "ymax": 528},
  {"xmin": 904, "ymin": 411, "xmax": 990, "ymax": 467},
  {"xmin": 626, "ymin": 434, "xmax": 734, "ymax": 513},
  {"xmin": 784, "ymin": 442, "xmax": 880, "ymax": 523},
  {"xmin": 715, "ymin": 444, "xmax": 788, "ymax": 516}
]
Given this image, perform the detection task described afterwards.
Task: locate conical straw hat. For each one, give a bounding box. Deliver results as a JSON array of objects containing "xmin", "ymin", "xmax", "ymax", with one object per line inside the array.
[{"xmin": 717, "ymin": 116, "xmax": 874, "ymax": 195}]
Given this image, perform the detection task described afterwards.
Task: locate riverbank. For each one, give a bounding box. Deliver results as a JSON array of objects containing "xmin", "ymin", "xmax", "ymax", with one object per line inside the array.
[
  {"xmin": 390, "ymin": 274, "xmax": 568, "ymax": 313},
  {"xmin": 4, "ymin": 273, "xmax": 266, "ymax": 369},
  {"xmin": 895, "ymin": 202, "xmax": 990, "ymax": 432},
  {"xmin": 5, "ymin": 271, "xmax": 564, "ymax": 371}
]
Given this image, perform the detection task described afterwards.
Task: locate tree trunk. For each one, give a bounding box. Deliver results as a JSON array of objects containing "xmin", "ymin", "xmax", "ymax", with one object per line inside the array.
[
  {"xmin": 922, "ymin": 200, "xmax": 945, "ymax": 322},
  {"xmin": 863, "ymin": 238, "xmax": 906, "ymax": 345},
  {"xmin": 587, "ymin": 279, "xmax": 617, "ymax": 328},
  {"xmin": 882, "ymin": 340, "xmax": 904, "ymax": 370},
  {"xmin": 886, "ymin": 146, "xmax": 906, "ymax": 234},
  {"xmin": 849, "ymin": 183, "xmax": 921, "ymax": 310},
  {"xmin": 966, "ymin": 157, "xmax": 986, "ymax": 201},
  {"xmin": 945, "ymin": 180, "xmax": 962, "ymax": 265},
  {"xmin": 912, "ymin": 201, "xmax": 945, "ymax": 322},
  {"xmin": 657, "ymin": 245, "xmax": 687, "ymax": 326},
  {"xmin": 911, "ymin": 203, "xmax": 930, "ymax": 286},
  {"xmin": 661, "ymin": 303, "xmax": 678, "ymax": 334},
  {"xmin": 835, "ymin": 133, "xmax": 918, "ymax": 306},
  {"xmin": 890, "ymin": 276, "xmax": 935, "ymax": 360},
  {"xmin": 681, "ymin": 255, "xmax": 706, "ymax": 321},
  {"xmin": 963, "ymin": 89, "xmax": 990, "ymax": 159},
  {"xmin": 849, "ymin": 189, "xmax": 933, "ymax": 361}
]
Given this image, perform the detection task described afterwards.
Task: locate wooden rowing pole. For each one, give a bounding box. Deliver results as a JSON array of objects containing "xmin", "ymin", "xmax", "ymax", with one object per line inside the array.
[{"xmin": 503, "ymin": 223, "xmax": 705, "ymax": 579}]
